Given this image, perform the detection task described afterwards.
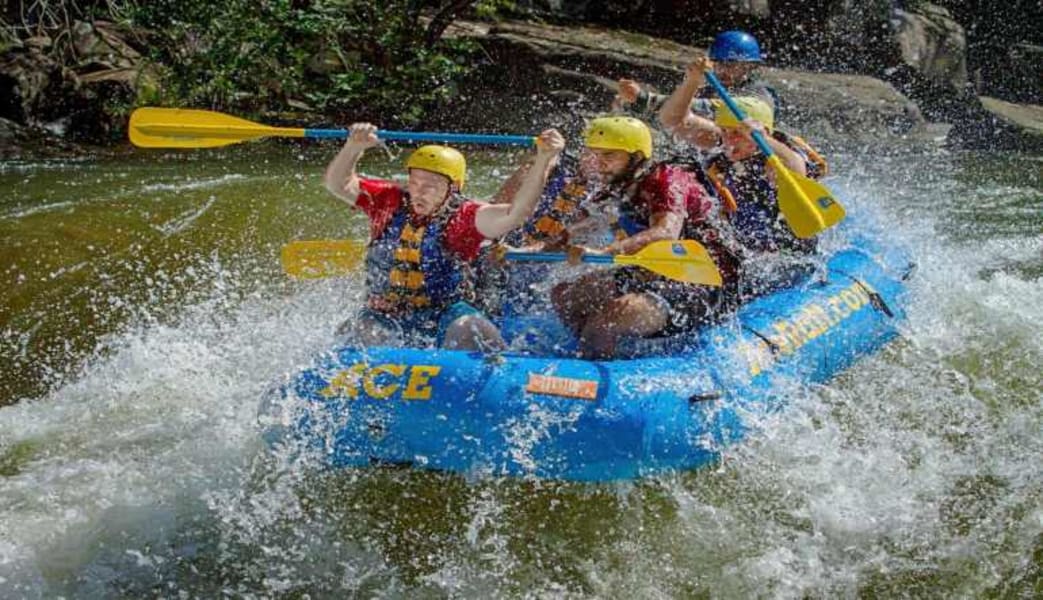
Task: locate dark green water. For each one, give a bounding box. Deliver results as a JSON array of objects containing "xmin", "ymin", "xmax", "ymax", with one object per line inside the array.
[{"xmin": 0, "ymin": 143, "xmax": 1040, "ymax": 597}]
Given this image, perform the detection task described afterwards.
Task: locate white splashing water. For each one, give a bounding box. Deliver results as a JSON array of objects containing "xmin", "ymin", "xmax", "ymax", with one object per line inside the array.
[{"xmin": 0, "ymin": 148, "xmax": 1039, "ymax": 597}]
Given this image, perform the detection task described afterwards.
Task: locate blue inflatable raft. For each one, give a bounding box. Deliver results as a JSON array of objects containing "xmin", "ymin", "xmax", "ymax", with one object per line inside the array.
[{"xmin": 261, "ymin": 231, "xmax": 914, "ymax": 481}]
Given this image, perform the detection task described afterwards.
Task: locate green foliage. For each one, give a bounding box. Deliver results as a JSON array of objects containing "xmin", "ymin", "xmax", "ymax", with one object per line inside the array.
[
  {"xmin": 124, "ymin": 0, "xmax": 492, "ymax": 125},
  {"xmin": 475, "ymin": 0, "xmax": 515, "ymax": 19}
]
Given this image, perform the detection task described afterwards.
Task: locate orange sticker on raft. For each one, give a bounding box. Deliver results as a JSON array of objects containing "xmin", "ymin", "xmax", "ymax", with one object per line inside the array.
[{"xmin": 525, "ymin": 373, "xmax": 599, "ymax": 400}]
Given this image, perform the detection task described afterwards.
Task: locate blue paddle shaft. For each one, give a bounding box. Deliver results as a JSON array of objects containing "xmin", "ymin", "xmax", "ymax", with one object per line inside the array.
[
  {"xmin": 303, "ymin": 128, "xmax": 535, "ymax": 146},
  {"xmin": 704, "ymin": 71, "xmax": 774, "ymax": 158},
  {"xmin": 505, "ymin": 251, "xmax": 614, "ymax": 264}
]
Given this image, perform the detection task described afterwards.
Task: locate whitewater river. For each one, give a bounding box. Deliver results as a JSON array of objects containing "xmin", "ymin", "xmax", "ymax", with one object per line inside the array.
[{"xmin": 0, "ymin": 141, "xmax": 1040, "ymax": 597}]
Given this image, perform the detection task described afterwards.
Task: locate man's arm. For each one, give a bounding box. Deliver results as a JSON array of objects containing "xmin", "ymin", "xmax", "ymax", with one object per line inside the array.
[
  {"xmin": 658, "ymin": 57, "xmax": 720, "ymax": 150},
  {"xmin": 489, "ymin": 158, "xmax": 536, "ymax": 205},
  {"xmin": 609, "ymin": 211, "xmax": 684, "ymax": 256},
  {"xmin": 322, "ymin": 122, "xmax": 379, "ymax": 205},
  {"xmin": 475, "ymin": 129, "xmax": 566, "ymax": 240}
]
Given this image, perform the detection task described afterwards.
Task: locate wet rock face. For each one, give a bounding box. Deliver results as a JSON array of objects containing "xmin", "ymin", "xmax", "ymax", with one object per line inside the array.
[
  {"xmin": 1003, "ymin": 43, "xmax": 1043, "ymax": 104},
  {"xmin": 0, "ymin": 20, "xmax": 144, "ymax": 145},
  {"xmin": 893, "ymin": 3, "xmax": 968, "ymax": 90},
  {"xmin": 0, "ymin": 47, "xmax": 69, "ymax": 124},
  {"xmin": 977, "ymin": 96, "xmax": 1043, "ymax": 153},
  {"xmin": 71, "ymin": 20, "xmax": 142, "ymax": 70},
  {"xmin": 759, "ymin": 69, "xmax": 924, "ymax": 140}
]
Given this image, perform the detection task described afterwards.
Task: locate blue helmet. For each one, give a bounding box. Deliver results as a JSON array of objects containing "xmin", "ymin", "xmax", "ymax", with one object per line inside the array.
[{"xmin": 709, "ymin": 30, "xmax": 762, "ymax": 62}]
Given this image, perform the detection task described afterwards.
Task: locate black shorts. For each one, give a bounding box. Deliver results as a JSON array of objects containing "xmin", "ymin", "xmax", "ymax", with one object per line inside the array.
[{"xmin": 613, "ymin": 267, "xmax": 722, "ymax": 335}]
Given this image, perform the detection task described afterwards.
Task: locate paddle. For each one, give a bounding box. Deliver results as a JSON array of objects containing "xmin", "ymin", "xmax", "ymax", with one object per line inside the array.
[
  {"xmin": 129, "ymin": 107, "xmax": 537, "ymax": 149},
  {"xmin": 281, "ymin": 239, "xmax": 721, "ymax": 286},
  {"xmin": 506, "ymin": 240, "xmax": 722, "ymax": 286},
  {"xmin": 705, "ymin": 72, "xmax": 845, "ymax": 239},
  {"xmin": 281, "ymin": 239, "xmax": 366, "ymax": 279}
]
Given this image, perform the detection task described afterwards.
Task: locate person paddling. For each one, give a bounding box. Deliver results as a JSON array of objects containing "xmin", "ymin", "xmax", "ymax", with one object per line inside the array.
[
  {"xmin": 323, "ymin": 123, "xmax": 565, "ymax": 350},
  {"xmin": 660, "ymin": 58, "xmax": 822, "ymax": 298},
  {"xmin": 615, "ymin": 30, "xmax": 777, "ymax": 127},
  {"xmin": 548, "ymin": 116, "xmax": 738, "ymax": 358}
]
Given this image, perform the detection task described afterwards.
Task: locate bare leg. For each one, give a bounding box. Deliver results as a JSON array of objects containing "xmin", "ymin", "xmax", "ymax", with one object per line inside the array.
[
  {"xmin": 579, "ymin": 293, "xmax": 669, "ymax": 359},
  {"xmin": 550, "ymin": 271, "xmax": 620, "ymax": 334},
  {"xmin": 442, "ymin": 314, "xmax": 507, "ymax": 352}
]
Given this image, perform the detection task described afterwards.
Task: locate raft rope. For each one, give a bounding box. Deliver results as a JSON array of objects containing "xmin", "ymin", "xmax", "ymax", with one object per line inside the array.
[
  {"xmin": 742, "ymin": 325, "xmax": 782, "ymax": 355},
  {"xmin": 831, "ymin": 270, "xmax": 896, "ymax": 318}
]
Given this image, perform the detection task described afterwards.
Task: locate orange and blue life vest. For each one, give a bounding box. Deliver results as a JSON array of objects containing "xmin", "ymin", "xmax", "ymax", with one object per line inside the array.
[
  {"xmin": 508, "ymin": 166, "xmax": 594, "ymax": 246},
  {"xmin": 365, "ymin": 197, "xmax": 471, "ymax": 313}
]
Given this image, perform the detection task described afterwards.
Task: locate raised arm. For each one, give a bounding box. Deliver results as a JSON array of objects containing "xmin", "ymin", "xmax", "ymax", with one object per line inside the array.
[
  {"xmin": 322, "ymin": 122, "xmax": 379, "ymax": 205},
  {"xmin": 475, "ymin": 129, "xmax": 566, "ymax": 240},
  {"xmin": 489, "ymin": 157, "xmax": 537, "ymax": 205},
  {"xmin": 658, "ymin": 57, "xmax": 721, "ymax": 150}
]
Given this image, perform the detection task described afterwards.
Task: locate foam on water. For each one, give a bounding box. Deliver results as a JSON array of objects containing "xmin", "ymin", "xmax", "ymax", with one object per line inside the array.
[
  {"xmin": 0, "ymin": 148, "xmax": 1040, "ymax": 597},
  {"xmin": 0, "ymin": 268, "xmax": 366, "ymax": 594}
]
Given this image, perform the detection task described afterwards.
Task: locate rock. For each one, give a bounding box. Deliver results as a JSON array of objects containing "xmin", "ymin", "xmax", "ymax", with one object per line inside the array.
[
  {"xmin": 0, "ymin": 116, "xmax": 27, "ymax": 144},
  {"xmin": 759, "ymin": 69, "xmax": 924, "ymax": 141},
  {"xmin": 0, "ymin": 20, "xmax": 150, "ymax": 146},
  {"xmin": 0, "ymin": 116, "xmax": 87, "ymax": 159},
  {"xmin": 71, "ymin": 20, "xmax": 140, "ymax": 69},
  {"xmin": 928, "ymin": 1, "xmax": 1043, "ymax": 105},
  {"xmin": 977, "ymin": 97, "xmax": 1043, "ymax": 152},
  {"xmin": 893, "ymin": 3, "xmax": 968, "ymax": 90},
  {"xmin": 0, "ymin": 48, "xmax": 64, "ymax": 124},
  {"xmin": 877, "ymin": 4, "xmax": 981, "ymax": 131},
  {"xmin": 1003, "ymin": 43, "xmax": 1043, "ymax": 103}
]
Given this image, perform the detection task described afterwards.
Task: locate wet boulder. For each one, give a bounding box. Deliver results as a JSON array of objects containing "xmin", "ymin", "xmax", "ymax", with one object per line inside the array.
[
  {"xmin": 977, "ymin": 97, "xmax": 1043, "ymax": 152},
  {"xmin": 759, "ymin": 69, "xmax": 924, "ymax": 142},
  {"xmin": 893, "ymin": 3, "xmax": 968, "ymax": 90},
  {"xmin": 0, "ymin": 20, "xmax": 148, "ymax": 145}
]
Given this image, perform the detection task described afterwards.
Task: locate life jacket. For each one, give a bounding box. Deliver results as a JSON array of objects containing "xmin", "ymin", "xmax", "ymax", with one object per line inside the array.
[
  {"xmin": 512, "ymin": 171, "xmax": 627, "ymax": 249},
  {"xmin": 704, "ymin": 153, "xmax": 816, "ymax": 255},
  {"xmin": 694, "ymin": 127, "xmax": 827, "ymax": 230},
  {"xmin": 365, "ymin": 194, "xmax": 472, "ymax": 313},
  {"xmin": 588, "ymin": 160, "xmax": 660, "ymax": 241},
  {"xmin": 518, "ymin": 178, "xmax": 593, "ymax": 244},
  {"xmin": 593, "ymin": 161, "xmax": 745, "ymax": 294}
]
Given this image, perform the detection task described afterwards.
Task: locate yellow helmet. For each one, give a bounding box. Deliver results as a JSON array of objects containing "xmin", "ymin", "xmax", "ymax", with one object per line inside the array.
[
  {"xmin": 583, "ymin": 116, "xmax": 653, "ymax": 159},
  {"xmin": 712, "ymin": 97, "xmax": 774, "ymax": 131},
  {"xmin": 406, "ymin": 145, "xmax": 467, "ymax": 189}
]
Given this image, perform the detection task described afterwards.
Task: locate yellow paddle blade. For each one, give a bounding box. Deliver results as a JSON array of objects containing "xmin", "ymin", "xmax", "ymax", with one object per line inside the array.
[
  {"xmin": 281, "ymin": 240, "xmax": 367, "ymax": 279},
  {"xmin": 615, "ymin": 240, "xmax": 723, "ymax": 287},
  {"xmin": 767, "ymin": 155, "xmax": 846, "ymax": 239},
  {"xmin": 129, "ymin": 107, "xmax": 306, "ymax": 148}
]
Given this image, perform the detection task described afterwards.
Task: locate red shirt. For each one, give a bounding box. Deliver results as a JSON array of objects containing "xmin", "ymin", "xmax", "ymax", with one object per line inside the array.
[
  {"xmin": 634, "ymin": 163, "xmax": 739, "ymax": 285},
  {"xmin": 630, "ymin": 163, "xmax": 713, "ymax": 225},
  {"xmin": 356, "ymin": 178, "xmax": 486, "ymax": 261}
]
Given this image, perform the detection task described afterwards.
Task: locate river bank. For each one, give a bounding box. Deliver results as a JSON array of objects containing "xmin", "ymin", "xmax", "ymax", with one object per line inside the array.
[{"xmin": 2, "ymin": 9, "xmax": 1042, "ymax": 158}]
